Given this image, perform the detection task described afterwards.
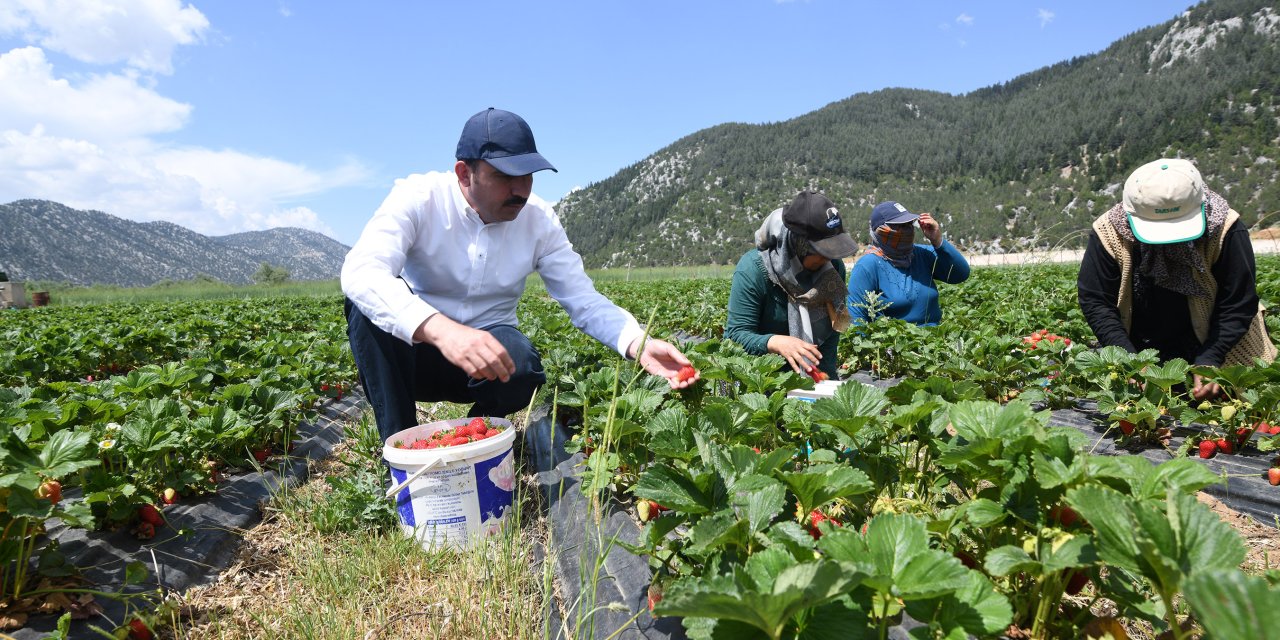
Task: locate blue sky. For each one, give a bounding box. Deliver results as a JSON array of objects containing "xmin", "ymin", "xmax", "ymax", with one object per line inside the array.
[{"xmin": 0, "ymin": 1, "xmax": 1194, "ymax": 246}]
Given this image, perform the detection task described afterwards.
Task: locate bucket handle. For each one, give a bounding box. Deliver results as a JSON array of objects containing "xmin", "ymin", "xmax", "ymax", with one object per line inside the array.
[{"xmin": 384, "ymin": 456, "xmax": 446, "ymax": 499}]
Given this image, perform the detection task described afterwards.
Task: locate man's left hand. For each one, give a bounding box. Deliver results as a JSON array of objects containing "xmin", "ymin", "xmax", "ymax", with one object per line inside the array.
[{"xmin": 629, "ymin": 337, "xmax": 699, "ymax": 389}]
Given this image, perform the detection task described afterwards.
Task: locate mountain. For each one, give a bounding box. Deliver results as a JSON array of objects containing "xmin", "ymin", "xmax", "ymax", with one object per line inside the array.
[
  {"xmin": 0, "ymin": 200, "xmax": 350, "ymax": 286},
  {"xmin": 557, "ymin": 0, "xmax": 1280, "ymax": 268}
]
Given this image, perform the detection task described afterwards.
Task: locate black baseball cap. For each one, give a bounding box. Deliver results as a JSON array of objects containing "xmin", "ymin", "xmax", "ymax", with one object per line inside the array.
[
  {"xmin": 781, "ymin": 190, "xmax": 858, "ymax": 259},
  {"xmin": 455, "ymin": 108, "xmax": 557, "ymax": 176}
]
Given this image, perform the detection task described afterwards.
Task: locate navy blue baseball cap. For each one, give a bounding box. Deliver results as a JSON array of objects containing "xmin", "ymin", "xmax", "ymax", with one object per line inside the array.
[
  {"xmin": 455, "ymin": 108, "xmax": 557, "ymax": 176},
  {"xmin": 870, "ymin": 201, "xmax": 920, "ymax": 229}
]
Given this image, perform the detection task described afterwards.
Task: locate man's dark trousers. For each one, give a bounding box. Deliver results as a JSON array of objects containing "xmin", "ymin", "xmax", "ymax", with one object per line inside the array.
[{"xmin": 344, "ymin": 298, "xmax": 545, "ymax": 442}]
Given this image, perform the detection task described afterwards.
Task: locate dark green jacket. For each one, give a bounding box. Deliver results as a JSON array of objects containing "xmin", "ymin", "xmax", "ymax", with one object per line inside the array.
[{"xmin": 723, "ymin": 248, "xmax": 847, "ymax": 377}]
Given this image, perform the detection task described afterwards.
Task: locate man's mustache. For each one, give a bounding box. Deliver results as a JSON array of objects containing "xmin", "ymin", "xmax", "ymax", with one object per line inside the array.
[{"xmin": 504, "ymin": 197, "xmax": 527, "ymax": 207}]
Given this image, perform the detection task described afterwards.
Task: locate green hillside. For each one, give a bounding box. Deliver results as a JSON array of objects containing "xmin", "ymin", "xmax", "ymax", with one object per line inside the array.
[{"xmin": 558, "ymin": 0, "xmax": 1280, "ymax": 267}]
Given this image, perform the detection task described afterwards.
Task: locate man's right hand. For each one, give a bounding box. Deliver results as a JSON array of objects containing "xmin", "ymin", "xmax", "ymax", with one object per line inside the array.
[{"xmin": 414, "ymin": 314, "xmax": 515, "ymax": 382}]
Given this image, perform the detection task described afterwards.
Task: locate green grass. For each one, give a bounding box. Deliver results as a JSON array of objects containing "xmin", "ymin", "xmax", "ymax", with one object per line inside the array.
[{"xmin": 23, "ymin": 279, "xmax": 342, "ymax": 305}]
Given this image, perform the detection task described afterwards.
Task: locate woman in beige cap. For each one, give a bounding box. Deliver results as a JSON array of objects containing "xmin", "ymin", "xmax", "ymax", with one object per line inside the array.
[{"xmin": 1077, "ymin": 158, "xmax": 1276, "ymax": 400}]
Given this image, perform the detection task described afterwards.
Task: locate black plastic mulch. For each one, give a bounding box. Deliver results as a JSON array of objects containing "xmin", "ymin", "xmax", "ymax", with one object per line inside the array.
[
  {"xmin": 10, "ymin": 392, "xmax": 365, "ymax": 640},
  {"xmin": 1046, "ymin": 401, "xmax": 1280, "ymax": 527}
]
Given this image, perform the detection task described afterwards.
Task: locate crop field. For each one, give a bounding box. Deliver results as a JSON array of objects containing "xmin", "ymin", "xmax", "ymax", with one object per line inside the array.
[{"xmin": 4, "ymin": 257, "xmax": 1280, "ymax": 638}]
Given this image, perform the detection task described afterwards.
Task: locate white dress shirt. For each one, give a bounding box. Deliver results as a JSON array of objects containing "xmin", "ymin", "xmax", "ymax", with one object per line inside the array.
[{"xmin": 341, "ymin": 171, "xmax": 644, "ymax": 357}]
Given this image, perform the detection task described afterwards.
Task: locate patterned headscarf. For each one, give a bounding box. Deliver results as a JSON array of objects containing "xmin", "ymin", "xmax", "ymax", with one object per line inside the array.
[
  {"xmin": 754, "ymin": 208, "xmax": 852, "ymax": 345},
  {"xmin": 866, "ymin": 223, "xmax": 916, "ymax": 269},
  {"xmin": 1105, "ymin": 187, "xmax": 1231, "ymax": 299}
]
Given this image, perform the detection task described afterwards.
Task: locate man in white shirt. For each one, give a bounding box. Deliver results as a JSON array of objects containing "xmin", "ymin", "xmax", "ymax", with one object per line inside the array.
[{"xmin": 342, "ymin": 108, "xmax": 698, "ymax": 440}]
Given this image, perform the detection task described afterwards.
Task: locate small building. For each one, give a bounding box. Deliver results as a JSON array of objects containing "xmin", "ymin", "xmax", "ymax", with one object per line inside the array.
[{"xmin": 0, "ymin": 279, "xmax": 27, "ymax": 309}]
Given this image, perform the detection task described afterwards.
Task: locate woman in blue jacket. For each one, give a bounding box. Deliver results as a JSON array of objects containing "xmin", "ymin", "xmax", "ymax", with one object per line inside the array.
[{"xmin": 847, "ymin": 201, "xmax": 970, "ymax": 325}]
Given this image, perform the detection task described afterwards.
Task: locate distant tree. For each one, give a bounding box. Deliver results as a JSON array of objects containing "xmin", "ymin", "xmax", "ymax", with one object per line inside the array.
[
  {"xmin": 253, "ymin": 262, "xmax": 290, "ymax": 285},
  {"xmin": 192, "ymin": 272, "xmax": 222, "ymax": 284}
]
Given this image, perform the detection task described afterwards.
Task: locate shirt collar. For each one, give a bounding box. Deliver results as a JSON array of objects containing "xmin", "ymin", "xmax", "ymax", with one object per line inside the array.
[{"xmin": 449, "ymin": 174, "xmax": 485, "ymax": 224}]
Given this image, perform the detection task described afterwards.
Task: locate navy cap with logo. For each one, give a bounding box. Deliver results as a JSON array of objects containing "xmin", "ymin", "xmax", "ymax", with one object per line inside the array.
[
  {"xmin": 781, "ymin": 190, "xmax": 859, "ymax": 259},
  {"xmin": 870, "ymin": 201, "xmax": 921, "ymax": 230},
  {"xmin": 455, "ymin": 108, "xmax": 557, "ymax": 176}
]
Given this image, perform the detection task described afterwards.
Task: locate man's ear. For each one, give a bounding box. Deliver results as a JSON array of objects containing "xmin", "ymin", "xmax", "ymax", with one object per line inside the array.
[{"xmin": 454, "ymin": 160, "xmax": 471, "ymax": 187}]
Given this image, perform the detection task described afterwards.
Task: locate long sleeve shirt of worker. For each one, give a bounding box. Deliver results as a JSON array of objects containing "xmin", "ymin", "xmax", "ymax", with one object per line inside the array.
[
  {"xmin": 1076, "ymin": 220, "xmax": 1258, "ymax": 366},
  {"xmin": 341, "ymin": 171, "xmax": 645, "ymax": 357},
  {"xmin": 846, "ymin": 241, "xmax": 970, "ymax": 325},
  {"xmin": 723, "ymin": 248, "xmax": 847, "ymax": 377}
]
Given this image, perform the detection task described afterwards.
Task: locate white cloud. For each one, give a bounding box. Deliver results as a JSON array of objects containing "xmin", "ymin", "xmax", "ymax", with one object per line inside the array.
[
  {"xmin": 0, "ymin": 3, "xmax": 365, "ymax": 239},
  {"xmin": 1038, "ymin": 9, "xmax": 1055, "ymax": 28},
  {"xmin": 0, "ymin": 0, "xmax": 209, "ymax": 74},
  {"xmin": 0, "ymin": 127, "xmax": 363, "ymax": 237},
  {"xmin": 0, "ymin": 47, "xmax": 190, "ymax": 140},
  {"xmin": 956, "ymin": 13, "xmax": 974, "ymax": 26}
]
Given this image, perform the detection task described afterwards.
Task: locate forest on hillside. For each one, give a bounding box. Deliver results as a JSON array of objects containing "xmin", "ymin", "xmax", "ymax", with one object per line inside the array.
[{"xmin": 558, "ymin": 0, "xmax": 1280, "ymax": 268}]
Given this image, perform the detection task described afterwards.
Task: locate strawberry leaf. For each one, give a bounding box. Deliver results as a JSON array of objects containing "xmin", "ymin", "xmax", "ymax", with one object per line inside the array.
[
  {"xmin": 776, "ymin": 464, "xmax": 873, "ymax": 516},
  {"xmin": 809, "ymin": 383, "xmax": 889, "ymax": 438},
  {"xmin": 656, "ymin": 558, "xmax": 866, "ymax": 640},
  {"xmin": 1185, "ymin": 569, "xmax": 1280, "ymax": 639},
  {"xmin": 634, "ymin": 463, "xmax": 718, "ymax": 514},
  {"xmin": 904, "ymin": 571, "xmax": 1013, "ymax": 637}
]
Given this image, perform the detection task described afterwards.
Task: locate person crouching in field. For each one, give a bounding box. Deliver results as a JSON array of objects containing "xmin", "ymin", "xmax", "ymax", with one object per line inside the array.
[
  {"xmin": 724, "ymin": 190, "xmax": 859, "ymax": 381},
  {"xmin": 1077, "ymin": 157, "xmax": 1276, "ymax": 401},
  {"xmin": 846, "ymin": 201, "xmax": 971, "ymax": 326},
  {"xmin": 341, "ymin": 108, "xmax": 698, "ymax": 442}
]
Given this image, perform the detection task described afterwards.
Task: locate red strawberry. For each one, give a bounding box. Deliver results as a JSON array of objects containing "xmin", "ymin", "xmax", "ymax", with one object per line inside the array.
[
  {"xmin": 1065, "ymin": 569, "xmax": 1090, "ymax": 595},
  {"xmin": 485, "ymin": 429, "xmax": 501, "ymax": 438},
  {"xmin": 954, "ymin": 550, "xmax": 978, "ymax": 569},
  {"xmin": 138, "ymin": 504, "xmax": 164, "ymax": 527},
  {"xmin": 1215, "ymin": 438, "xmax": 1234, "ymax": 455},
  {"xmin": 808, "ymin": 367, "xmax": 829, "ymax": 383},
  {"xmin": 1118, "ymin": 420, "xmax": 1135, "ymax": 436},
  {"xmin": 449, "ymin": 436, "xmax": 470, "ymax": 447},
  {"xmin": 675, "ymin": 364, "xmax": 697, "ymax": 383},
  {"xmin": 127, "ymin": 618, "xmax": 153, "ymax": 640},
  {"xmin": 135, "ymin": 521, "xmax": 156, "ymax": 540},
  {"xmin": 1050, "ymin": 504, "xmax": 1080, "ymax": 528},
  {"xmin": 647, "ymin": 582, "xmax": 664, "ymax": 614},
  {"xmin": 253, "ymin": 448, "xmax": 270, "ymax": 463},
  {"xmin": 468, "ymin": 417, "xmax": 487, "ymax": 431},
  {"xmin": 1257, "ymin": 422, "xmax": 1270, "ymax": 432},
  {"xmin": 807, "ymin": 509, "xmax": 841, "ymax": 539},
  {"xmin": 1271, "ymin": 425, "xmax": 1280, "ymax": 435},
  {"xmin": 1268, "ymin": 468, "xmax": 1280, "ymax": 486},
  {"xmin": 1198, "ymin": 440, "xmax": 1217, "ymax": 459},
  {"xmin": 161, "ymin": 488, "xmax": 178, "ymax": 505},
  {"xmin": 36, "ymin": 479, "xmax": 62, "ymax": 505}
]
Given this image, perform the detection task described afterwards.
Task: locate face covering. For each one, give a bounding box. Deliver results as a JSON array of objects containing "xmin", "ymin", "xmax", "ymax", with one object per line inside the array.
[{"xmin": 867, "ymin": 223, "xmax": 916, "ymax": 269}]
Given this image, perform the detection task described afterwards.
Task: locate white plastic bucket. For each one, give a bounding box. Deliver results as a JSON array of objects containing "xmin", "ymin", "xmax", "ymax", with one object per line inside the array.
[{"xmin": 383, "ymin": 417, "xmax": 518, "ymax": 550}]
